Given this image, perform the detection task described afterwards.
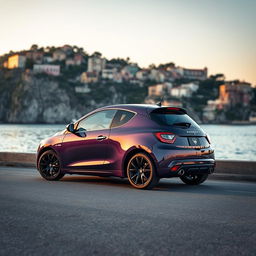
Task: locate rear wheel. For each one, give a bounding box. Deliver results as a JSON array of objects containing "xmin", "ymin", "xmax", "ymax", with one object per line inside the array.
[
  {"xmin": 38, "ymin": 150, "xmax": 64, "ymax": 181},
  {"xmin": 180, "ymin": 173, "xmax": 208, "ymax": 185},
  {"xmin": 127, "ymin": 153, "xmax": 159, "ymax": 189}
]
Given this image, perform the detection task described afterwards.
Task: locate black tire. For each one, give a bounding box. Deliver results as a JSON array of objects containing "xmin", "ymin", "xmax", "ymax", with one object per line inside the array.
[
  {"xmin": 127, "ymin": 153, "xmax": 159, "ymax": 189},
  {"xmin": 38, "ymin": 150, "xmax": 65, "ymax": 181},
  {"xmin": 180, "ymin": 173, "xmax": 208, "ymax": 185}
]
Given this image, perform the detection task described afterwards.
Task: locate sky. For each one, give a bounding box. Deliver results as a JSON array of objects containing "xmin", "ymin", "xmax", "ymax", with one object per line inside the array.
[{"xmin": 0, "ymin": 0, "xmax": 255, "ymax": 84}]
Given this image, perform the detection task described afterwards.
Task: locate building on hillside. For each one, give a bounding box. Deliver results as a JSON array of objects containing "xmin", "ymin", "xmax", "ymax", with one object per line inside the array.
[
  {"xmin": 7, "ymin": 54, "xmax": 26, "ymax": 69},
  {"xmin": 148, "ymin": 83, "xmax": 172, "ymax": 97},
  {"xmin": 136, "ymin": 69, "xmax": 149, "ymax": 81},
  {"xmin": 149, "ymin": 69, "xmax": 165, "ymax": 83},
  {"xmin": 33, "ymin": 64, "xmax": 60, "ymax": 76},
  {"xmin": 26, "ymin": 51, "xmax": 44, "ymax": 64},
  {"xmin": 74, "ymin": 54, "xmax": 83, "ymax": 65},
  {"xmin": 53, "ymin": 49, "xmax": 66, "ymax": 61},
  {"xmin": 65, "ymin": 54, "xmax": 84, "ymax": 66},
  {"xmin": 43, "ymin": 56, "xmax": 53, "ymax": 63},
  {"xmin": 202, "ymin": 81, "xmax": 252, "ymax": 121},
  {"xmin": 180, "ymin": 82, "xmax": 199, "ymax": 92},
  {"xmin": 88, "ymin": 55, "xmax": 106, "ymax": 73},
  {"xmin": 170, "ymin": 85, "xmax": 195, "ymax": 98},
  {"xmin": 80, "ymin": 72, "xmax": 98, "ymax": 83},
  {"xmin": 7, "ymin": 54, "xmax": 26, "ymax": 68},
  {"xmin": 65, "ymin": 58, "xmax": 75, "ymax": 66},
  {"xmin": 61, "ymin": 45, "xmax": 73, "ymax": 54},
  {"xmin": 121, "ymin": 64, "xmax": 139, "ymax": 80},
  {"xmin": 176, "ymin": 67, "xmax": 207, "ymax": 80},
  {"xmin": 3, "ymin": 61, "xmax": 8, "ymax": 68},
  {"xmin": 102, "ymin": 68, "xmax": 118, "ymax": 80},
  {"xmin": 202, "ymin": 100, "xmax": 222, "ymax": 121},
  {"xmin": 218, "ymin": 81, "xmax": 252, "ymax": 107}
]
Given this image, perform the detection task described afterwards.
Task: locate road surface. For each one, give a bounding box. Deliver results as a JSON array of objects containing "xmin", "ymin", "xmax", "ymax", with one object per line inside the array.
[{"xmin": 0, "ymin": 166, "xmax": 255, "ymax": 256}]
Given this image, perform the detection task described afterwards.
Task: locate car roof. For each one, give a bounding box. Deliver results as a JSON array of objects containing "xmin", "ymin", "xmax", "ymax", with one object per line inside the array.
[{"xmin": 102, "ymin": 104, "xmax": 159, "ymax": 114}]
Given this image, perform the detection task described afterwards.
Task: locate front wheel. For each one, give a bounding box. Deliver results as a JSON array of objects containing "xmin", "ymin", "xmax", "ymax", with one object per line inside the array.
[
  {"xmin": 127, "ymin": 153, "xmax": 159, "ymax": 189},
  {"xmin": 38, "ymin": 150, "xmax": 65, "ymax": 181},
  {"xmin": 180, "ymin": 173, "xmax": 208, "ymax": 185}
]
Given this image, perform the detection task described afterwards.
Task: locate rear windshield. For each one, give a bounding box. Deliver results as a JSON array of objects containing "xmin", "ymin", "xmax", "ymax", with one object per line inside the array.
[{"xmin": 150, "ymin": 113, "xmax": 200, "ymax": 128}]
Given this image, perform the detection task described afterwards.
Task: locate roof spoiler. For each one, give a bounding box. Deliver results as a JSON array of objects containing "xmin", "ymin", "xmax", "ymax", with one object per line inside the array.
[{"xmin": 150, "ymin": 107, "xmax": 187, "ymax": 114}]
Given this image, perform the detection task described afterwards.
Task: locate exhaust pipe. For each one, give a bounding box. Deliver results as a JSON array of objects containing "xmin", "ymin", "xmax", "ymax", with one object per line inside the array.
[{"xmin": 178, "ymin": 169, "xmax": 185, "ymax": 176}]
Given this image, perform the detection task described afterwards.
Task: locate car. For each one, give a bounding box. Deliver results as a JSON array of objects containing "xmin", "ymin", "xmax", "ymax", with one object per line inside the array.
[{"xmin": 37, "ymin": 104, "xmax": 215, "ymax": 189}]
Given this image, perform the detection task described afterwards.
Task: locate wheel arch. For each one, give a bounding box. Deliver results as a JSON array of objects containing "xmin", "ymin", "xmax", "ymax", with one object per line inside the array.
[
  {"xmin": 37, "ymin": 146, "xmax": 59, "ymax": 169},
  {"xmin": 122, "ymin": 147, "xmax": 158, "ymax": 178}
]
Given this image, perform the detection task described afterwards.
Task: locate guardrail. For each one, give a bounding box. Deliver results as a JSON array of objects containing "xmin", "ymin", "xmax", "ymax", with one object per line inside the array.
[{"xmin": 0, "ymin": 152, "xmax": 255, "ymax": 181}]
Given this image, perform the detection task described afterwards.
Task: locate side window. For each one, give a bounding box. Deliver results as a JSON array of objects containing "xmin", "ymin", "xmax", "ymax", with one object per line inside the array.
[
  {"xmin": 111, "ymin": 110, "xmax": 135, "ymax": 128},
  {"xmin": 78, "ymin": 110, "xmax": 116, "ymax": 131}
]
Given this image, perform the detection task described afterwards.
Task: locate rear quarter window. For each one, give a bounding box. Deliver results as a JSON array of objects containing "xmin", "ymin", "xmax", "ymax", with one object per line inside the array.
[{"xmin": 111, "ymin": 110, "xmax": 135, "ymax": 128}]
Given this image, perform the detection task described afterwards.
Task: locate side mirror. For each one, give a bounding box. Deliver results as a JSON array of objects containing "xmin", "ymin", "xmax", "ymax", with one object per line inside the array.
[
  {"xmin": 66, "ymin": 123, "xmax": 75, "ymax": 133},
  {"xmin": 75, "ymin": 128, "xmax": 87, "ymax": 137}
]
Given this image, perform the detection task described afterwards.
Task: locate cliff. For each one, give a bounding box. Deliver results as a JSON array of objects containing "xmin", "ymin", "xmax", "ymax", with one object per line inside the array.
[{"xmin": 0, "ymin": 70, "xmax": 147, "ymax": 123}]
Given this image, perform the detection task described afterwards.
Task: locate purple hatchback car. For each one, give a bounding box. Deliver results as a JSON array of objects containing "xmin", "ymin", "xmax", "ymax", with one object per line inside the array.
[{"xmin": 37, "ymin": 104, "xmax": 215, "ymax": 189}]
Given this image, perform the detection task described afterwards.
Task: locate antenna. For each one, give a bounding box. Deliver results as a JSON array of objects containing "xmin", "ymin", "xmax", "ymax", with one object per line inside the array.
[{"xmin": 156, "ymin": 96, "xmax": 164, "ymax": 107}]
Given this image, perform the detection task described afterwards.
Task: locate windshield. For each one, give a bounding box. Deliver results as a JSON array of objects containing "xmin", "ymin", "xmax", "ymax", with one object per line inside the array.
[{"xmin": 150, "ymin": 113, "xmax": 200, "ymax": 128}]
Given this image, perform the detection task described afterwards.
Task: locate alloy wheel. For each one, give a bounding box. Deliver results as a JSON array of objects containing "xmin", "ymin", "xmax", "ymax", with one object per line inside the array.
[
  {"xmin": 127, "ymin": 153, "xmax": 157, "ymax": 189},
  {"xmin": 39, "ymin": 151, "xmax": 62, "ymax": 180}
]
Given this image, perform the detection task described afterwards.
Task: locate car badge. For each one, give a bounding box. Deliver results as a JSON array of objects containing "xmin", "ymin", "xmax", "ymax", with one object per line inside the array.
[{"xmin": 192, "ymin": 138, "xmax": 197, "ymax": 144}]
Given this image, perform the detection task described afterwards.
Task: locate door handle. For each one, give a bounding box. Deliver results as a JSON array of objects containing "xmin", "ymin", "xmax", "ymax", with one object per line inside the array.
[{"xmin": 97, "ymin": 135, "xmax": 107, "ymax": 141}]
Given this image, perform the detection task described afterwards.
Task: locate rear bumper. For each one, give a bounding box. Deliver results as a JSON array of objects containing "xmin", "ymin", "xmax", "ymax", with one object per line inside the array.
[{"xmin": 158, "ymin": 158, "xmax": 215, "ymax": 178}]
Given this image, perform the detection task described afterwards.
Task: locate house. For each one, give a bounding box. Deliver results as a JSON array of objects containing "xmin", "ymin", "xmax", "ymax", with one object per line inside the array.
[
  {"xmin": 169, "ymin": 85, "xmax": 192, "ymax": 98},
  {"xmin": 7, "ymin": 54, "xmax": 26, "ymax": 69},
  {"xmin": 121, "ymin": 64, "xmax": 139, "ymax": 80},
  {"xmin": 218, "ymin": 81, "xmax": 252, "ymax": 107},
  {"xmin": 33, "ymin": 64, "xmax": 60, "ymax": 76},
  {"xmin": 61, "ymin": 45, "xmax": 73, "ymax": 54},
  {"xmin": 202, "ymin": 81, "xmax": 252, "ymax": 121},
  {"xmin": 26, "ymin": 51, "xmax": 44, "ymax": 64},
  {"xmin": 148, "ymin": 83, "xmax": 172, "ymax": 97},
  {"xmin": 53, "ymin": 49, "xmax": 66, "ymax": 61},
  {"xmin": 203, "ymin": 100, "xmax": 221, "ymax": 121},
  {"xmin": 80, "ymin": 72, "xmax": 98, "ymax": 83},
  {"xmin": 3, "ymin": 61, "xmax": 8, "ymax": 68},
  {"xmin": 65, "ymin": 58, "xmax": 75, "ymax": 66},
  {"xmin": 102, "ymin": 68, "xmax": 123, "ymax": 83},
  {"xmin": 74, "ymin": 54, "xmax": 83, "ymax": 65},
  {"xmin": 180, "ymin": 82, "xmax": 199, "ymax": 92},
  {"xmin": 43, "ymin": 56, "xmax": 53, "ymax": 63},
  {"xmin": 65, "ymin": 54, "xmax": 84, "ymax": 66},
  {"xmin": 102, "ymin": 68, "xmax": 117, "ymax": 80},
  {"xmin": 88, "ymin": 55, "xmax": 106, "ymax": 73},
  {"xmin": 149, "ymin": 69, "xmax": 165, "ymax": 83},
  {"xmin": 136, "ymin": 69, "xmax": 149, "ymax": 81},
  {"xmin": 176, "ymin": 67, "xmax": 208, "ymax": 80}
]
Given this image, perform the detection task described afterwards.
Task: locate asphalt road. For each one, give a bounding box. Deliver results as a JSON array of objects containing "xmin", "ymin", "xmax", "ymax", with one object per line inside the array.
[{"xmin": 0, "ymin": 167, "xmax": 256, "ymax": 256}]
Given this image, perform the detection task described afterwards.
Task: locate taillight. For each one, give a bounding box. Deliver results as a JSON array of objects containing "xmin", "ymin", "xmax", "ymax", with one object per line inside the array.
[{"xmin": 155, "ymin": 132, "xmax": 176, "ymax": 144}]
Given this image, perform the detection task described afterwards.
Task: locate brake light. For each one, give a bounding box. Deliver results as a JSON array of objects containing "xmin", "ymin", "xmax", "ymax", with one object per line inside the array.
[
  {"xmin": 155, "ymin": 132, "xmax": 176, "ymax": 144},
  {"xmin": 167, "ymin": 107, "xmax": 181, "ymax": 111}
]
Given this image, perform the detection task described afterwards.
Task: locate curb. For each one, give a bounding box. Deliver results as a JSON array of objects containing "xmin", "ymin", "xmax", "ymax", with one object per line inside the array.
[{"xmin": 0, "ymin": 152, "xmax": 255, "ymax": 182}]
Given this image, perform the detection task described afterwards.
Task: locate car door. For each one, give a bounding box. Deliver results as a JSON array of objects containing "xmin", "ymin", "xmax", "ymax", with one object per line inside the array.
[{"xmin": 61, "ymin": 109, "xmax": 117, "ymax": 172}]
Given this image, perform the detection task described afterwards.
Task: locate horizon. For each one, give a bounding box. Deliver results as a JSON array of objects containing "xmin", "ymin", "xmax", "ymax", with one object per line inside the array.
[{"xmin": 0, "ymin": 0, "xmax": 255, "ymax": 85}]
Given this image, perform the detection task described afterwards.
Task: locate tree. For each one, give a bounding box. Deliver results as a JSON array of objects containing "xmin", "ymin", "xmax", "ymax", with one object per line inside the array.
[
  {"xmin": 30, "ymin": 44, "xmax": 38, "ymax": 51},
  {"xmin": 92, "ymin": 51, "xmax": 102, "ymax": 57}
]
